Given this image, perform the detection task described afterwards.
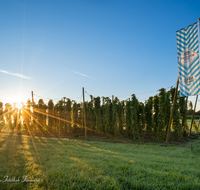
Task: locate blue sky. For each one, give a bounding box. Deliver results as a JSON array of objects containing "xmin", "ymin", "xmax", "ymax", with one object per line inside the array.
[{"xmin": 0, "ymin": 0, "xmax": 200, "ymax": 108}]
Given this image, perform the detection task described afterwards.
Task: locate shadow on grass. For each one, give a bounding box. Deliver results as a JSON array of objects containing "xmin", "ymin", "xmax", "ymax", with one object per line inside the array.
[
  {"xmin": 28, "ymin": 136, "xmax": 121, "ymax": 190},
  {"xmin": 2, "ymin": 132, "xmax": 200, "ymax": 190},
  {"xmin": 0, "ymin": 131, "xmax": 28, "ymax": 190},
  {"xmin": 23, "ymin": 135, "xmax": 49, "ymax": 190}
]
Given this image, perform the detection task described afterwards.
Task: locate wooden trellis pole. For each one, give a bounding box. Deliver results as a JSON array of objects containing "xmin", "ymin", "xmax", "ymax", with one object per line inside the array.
[
  {"xmin": 197, "ymin": 116, "xmax": 200, "ymax": 133},
  {"xmin": 31, "ymin": 91, "xmax": 34, "ymax": 104},
  {"xmin": 180, "ymin": 96, "xmax": 188, "ymax": 134},
  {"xmin": 189, "ymin": 95, "xmax": 198, "ymax": 136},
  {"xmin": 83, "ymin": 87, "xmax": 87, "ymax": 140},
  {"xmin": 166, "ymin": 77, "xmax": 179, "ymax": 144},
  {"xmin": 63, "ymin": 97, "xmax": 67, "ymax": 133}
]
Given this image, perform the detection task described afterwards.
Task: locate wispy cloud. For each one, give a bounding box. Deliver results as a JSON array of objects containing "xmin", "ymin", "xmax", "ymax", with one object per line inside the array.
[
  {"xmin": 63, "ymin": 68, "xmax": 96, "ymax": 80},
  {"xmin": 0, "ymin": 69, "xmax": 32, "ymax": 80}
]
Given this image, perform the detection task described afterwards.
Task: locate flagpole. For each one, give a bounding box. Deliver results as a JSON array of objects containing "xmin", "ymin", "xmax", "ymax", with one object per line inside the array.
[
  {"xmin": 188, "ymin": 19, "xmax": 200, "ymax": 136},
  {"xmin": 196, "ymin": 18, "xmax": 200, "ymax": 134},
  {"xmin": 188, "ymin": 18, "xmax": 200, "ymax": 137},
  {"xmin": 193, "ymin": 19, "xmax": 200, "ymax": 134}
]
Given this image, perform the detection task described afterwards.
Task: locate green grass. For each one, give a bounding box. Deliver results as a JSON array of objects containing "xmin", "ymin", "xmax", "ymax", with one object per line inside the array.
[
  {"xmin": 185, "ymin": 119, "xmax": 200, "ymax": 133},
  {"xmin": 178, "ymin": 119, "xmax": 200, "ymax": 132},
  {"xmin": 0, "ymin": 130, "xmax": 200, "ymax": 190}
]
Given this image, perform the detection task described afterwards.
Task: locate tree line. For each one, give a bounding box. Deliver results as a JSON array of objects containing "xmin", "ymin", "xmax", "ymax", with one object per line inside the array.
[{"xmin": 0, "ymin": 87, "xmax": 197, "ymax": 141}]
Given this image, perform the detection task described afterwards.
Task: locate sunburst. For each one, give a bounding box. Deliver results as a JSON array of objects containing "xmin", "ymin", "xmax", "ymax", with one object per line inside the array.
[{"xmin": 15, "ymin": 102, "xmax": 23, "ymax": 109}]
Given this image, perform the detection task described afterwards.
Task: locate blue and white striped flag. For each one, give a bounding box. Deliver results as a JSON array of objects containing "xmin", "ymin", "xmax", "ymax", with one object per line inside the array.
[{"xmin": 176, "ymin": 22, "xmax": 200, "ymax": 97}]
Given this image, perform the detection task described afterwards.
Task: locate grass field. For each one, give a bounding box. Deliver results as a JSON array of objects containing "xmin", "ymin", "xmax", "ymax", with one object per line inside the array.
[
  {"xmin": 186, "ymin": 119, "xmax": 200, "ymax": 131},
  {"xmin": 0, "ymin": 129, "xmax": 200, "ymax": 190}
]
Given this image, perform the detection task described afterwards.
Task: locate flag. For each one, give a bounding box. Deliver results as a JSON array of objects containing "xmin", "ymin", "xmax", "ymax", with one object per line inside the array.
[{"xmin": 176, "ymin": 22, "xmax": 200, "ymax": 97}]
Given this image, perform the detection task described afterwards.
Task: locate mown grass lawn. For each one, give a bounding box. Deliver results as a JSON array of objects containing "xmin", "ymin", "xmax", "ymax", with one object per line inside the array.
[{"xmin": 0, "ymin": 130, "xmax": 200, "ymax": 190}]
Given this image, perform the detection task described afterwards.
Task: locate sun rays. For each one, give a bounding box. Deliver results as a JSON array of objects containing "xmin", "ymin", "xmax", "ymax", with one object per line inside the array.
[
  {"xmin": 0, "ymin": 99, "xmax": 129, "ymax": 146},
  {"xmin": 0, "ymin": 97, "xmax": 133, "ymax": 190},
  {"xmin": 0, "ymin": 101, "xmax": 107, "ymax": 188}
]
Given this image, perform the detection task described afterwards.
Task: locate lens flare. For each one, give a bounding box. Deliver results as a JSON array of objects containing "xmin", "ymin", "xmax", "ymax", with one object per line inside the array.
[{"xmin": 15, "ymin": 102, "xmax": 23, "ymax": 109}]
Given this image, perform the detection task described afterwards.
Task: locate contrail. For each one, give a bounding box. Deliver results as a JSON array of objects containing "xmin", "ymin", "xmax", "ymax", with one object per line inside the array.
[
  {"xmin": 72, "ymin": 71, "xmax": 96, "ymax": 80},
  {"xmin": 0, "ymin": 69, "xmax": 32, "ymax": 80},
  {"xmin": 52, "ymin": 84, "xmax": 94, "ymax": 88},
  {"xmin": 63, "ymin": 68, "xmax": 96, "ymax": 80}
]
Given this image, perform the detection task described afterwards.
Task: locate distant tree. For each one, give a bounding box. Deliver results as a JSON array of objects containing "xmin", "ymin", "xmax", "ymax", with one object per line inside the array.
[
  {"xmin": 31, "ymin": 101, "xmax": 37, "ymax": 133},
  {"xmin": 57, "ymin": 100, "xmax": 64, "ymax": 135},
  {"xmin": 187, "ymin": 101, "xmax": 193, "ymax": 115},
  {"xmin": 37, "ymin": 99, "xmax": 46, "ymax": 134},
  {"xmin": 179, "ymin": 96, "xmax": 187, "ymax": 137},
  {"xmin": 118, "ymin": 100, "xmax": 124, "ymax": 136},
  {"xmin": 77, "ymin": 103, "xmax": 83, "ymax": 133},
  {"xmin": 23, "ymin": 99, "xmax": 31, "ymax": 133},
  {"xmin": 12, "ymin": 109, "xmax": 17, "ymax": 131},
  {"xmin": 54, "ymin": 103, "xmax": 60, "ymax": 134},
  {"xmin": 0, "ymin": 102, "xmax": 4, "ymax": 130},
  {"xmin": 113, "ymin": 97, "xmax": 124, "ymax": 137},
  {"xmin": 4, "ymin": 103, "xmax": 13, "ymax": 131},
  {"xmin": 86, "ymin": 96, "xmax": 96, "ymax": 132},
  {"xmin": 94, "ymin": 97, "xmax": 102, "ymax": 133},
  {"xmin": 165, "ymin": 91, "xmax": 171, "ymax": 135},
  {"xmin": 170, "ymin": 88, "xmax": 181, "ymax": 140},
  {"xmin": 113, "ymin": 97, "xmax": 119, "ymax": 136},
  {"xmin": 130, "ymin": 94, "xmax": 139, "ymax": 140},
  {"xmin": 48, "ymin": 99, "xmax": 54, "ymax": 132},
  {"xmin": 145, "ymin": 97, "xmax": 153, "ymax": 137},
  {"xmin": 72, "ymin": 101, "xmax": 78, "ymax": 132},
  {"xmin": 126, "ymin": 100, "xmax": 131, "ymax": 137},
  {"xmin": 189, "ymin": 101, "xmax": 193, "ymax": 111},
  {"xmin": 0, "ymin": 102, "xmax": 3, "ymax": 113},
  {"xmin": 138, "ymin": 102, "xmax": 145, "ymax": 137},
  {"xmin": 16, "ymin": 109, "xmax": 22, "ymax": 133},
  {"xmin": 153, "ymin": 95, "xmax": 159, "ymax": 139},
  {"xmin": 157, "ymin": 88, "xmax": 169, "ymax": 140},
  {"xmin": 195, "ymin": 111, "xmax": 200, "ymax": 115},
  {"xmin": 104, "ymin": 97, "xmax": 113, "ymax": 135},
  {"xmin": 65, "ymin": 98, "xmax": 72, "ymax": 135},
  {"xmin": 120, "ymin": 101, "xmax": 126, "ymax": 136}
]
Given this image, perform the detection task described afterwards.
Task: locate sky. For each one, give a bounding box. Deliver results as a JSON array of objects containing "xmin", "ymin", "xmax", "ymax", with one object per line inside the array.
[{"xmin": 0, "ymin": 0, "xmax": 200, "ymax": 109}]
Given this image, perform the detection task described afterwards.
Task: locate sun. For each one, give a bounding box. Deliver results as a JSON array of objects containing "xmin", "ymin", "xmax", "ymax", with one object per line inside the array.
[
  {"xmin": 5, "ymin": 95, "xmax": 27, "ymax": 109},
  {"xmin": 15, "ymin": 102, "xmax": 23, "ymax": 109}
]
